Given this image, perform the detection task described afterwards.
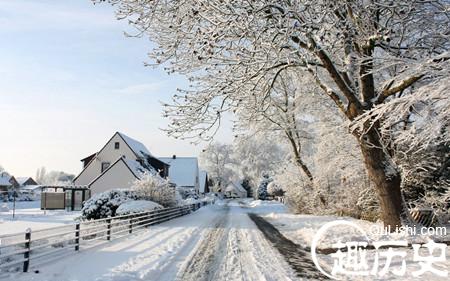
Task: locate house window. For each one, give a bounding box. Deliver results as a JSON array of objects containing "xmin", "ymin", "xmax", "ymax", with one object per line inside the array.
[
  {"xmin": 114, "ymin": 142, "xmax": 120, "ymax": 149},
  {"xmin": 101, "ymin": 162, "xmax": 110, "ymax": 173}
]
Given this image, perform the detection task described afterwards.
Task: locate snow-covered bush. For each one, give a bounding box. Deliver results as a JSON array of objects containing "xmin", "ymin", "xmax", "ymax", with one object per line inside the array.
[
  {"xmin": 257, "ymin": 174, "xmax": 273, "ymax": 200},
  {"xmin": 132, "ymin": 172, "xmax": 177, "ymax": 207},
  {"xmin": 267, "ymin": 182, "xmax": 284, "ymax": 197},
  {"xmin": 116, "ymin": 200, "xmax": 163, "ymax": 216},
  {"xmin": 177, "ymin": 187, "xmax": 198, "ymax": 200},
  {"xmin": 183, "ymin": 197, "xmax": 200, "ymax": 205},
  {"xmin": 81, "ymin": 189, "xmax": 138, "ymax": 220}
]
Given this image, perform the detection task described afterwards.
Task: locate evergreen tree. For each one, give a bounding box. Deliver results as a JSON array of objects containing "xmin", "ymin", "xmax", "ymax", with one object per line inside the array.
[{"xmin": 257, "ymin": 174, "xmax": 272, "ymax": 200}]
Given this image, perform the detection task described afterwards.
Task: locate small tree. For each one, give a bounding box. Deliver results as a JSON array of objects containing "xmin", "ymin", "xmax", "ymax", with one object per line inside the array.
[
  {"xmin": 257, "ymin": 174, "xmax": 273, "ymax": 200},
  {"xmin": 132, "ymin": 172, "xmax": 177, "ymax": 207},
  {"xmin": 267, "ymin": 182, "xmax": 284, "ymax": 197}
]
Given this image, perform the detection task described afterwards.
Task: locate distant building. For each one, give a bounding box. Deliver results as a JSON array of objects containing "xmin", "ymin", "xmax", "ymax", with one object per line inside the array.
[
  {"xmin": 73, "ymin": 132, "xmax": 169, "ymax": 194},
  {"xmin": 224, "ymin": 181, "xmax": 248, "ymax": 198},
  {"xmin": 158, "ymin": 156, "xmax": 200, "ymax": 192},
  {"xmin": 0, "ymin": 173, "xmax": 19, "ymax": 192},
  {"xmin": 17, "ymin": 177, "xmax": 38, "ymax": 187}
]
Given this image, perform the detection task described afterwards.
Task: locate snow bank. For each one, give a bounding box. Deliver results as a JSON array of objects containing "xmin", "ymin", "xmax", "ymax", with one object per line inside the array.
[
  {"xmin": 246, "ymin": 199, "xmax": 288, "ymax": 214},
  {"xmin": 183, "ymin": 198, "xmax": 200, "ymax": 205},
  {"xmin": 116, "ymin": 200, "xmax": 163, "ymax": 215}
]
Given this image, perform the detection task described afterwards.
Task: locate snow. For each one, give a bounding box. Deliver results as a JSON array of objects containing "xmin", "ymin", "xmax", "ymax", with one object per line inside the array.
[
  {"xmin": 158, "ymin": 157, "xmax": 198, "ymax": 188},
  {"xmin": 226, "ymin": 181, "xmax": 246, "ymax": 193},
  {"xmin": 10, "ymin": 200, "xmax": 297, "ymax": 281},
  {"xmin": 0, "ymin": 201, "xmax": 79, "ymax": 236},
  {"xmin": 118, "ymin": 132, "xmax": 153, "ymax": 158},
  {"xmin": 260, "ymin": 204, "xmax": 450, "ymax": 280},
  {"xmin": 116, "ymin": 200, "xmax": 163, "ymax": 215},
  {"xmin": 124, "ymin": 159, "xmax": 155, "ymax": 176},
  {"xmin": 4, "ymin": 199, "xmax": 450, "ymax": 280},
  {"xmin": 0, "ymin": 174, "xmax": 12, "ymax": 186},
  {"xmin": 224, "ymin": 182, "xmax": 247, "ymax": 198},
  {"xmin": 16, "ymin": 177, "xmax": 33, "ymax": 186},
  {"xmin": 20, "ymin": 185, "xmax": 42, "ymax": 192}
]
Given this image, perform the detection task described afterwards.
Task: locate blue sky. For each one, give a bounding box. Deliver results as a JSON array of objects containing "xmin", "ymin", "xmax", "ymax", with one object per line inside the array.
[{"xmin": 0, "ymin": 0, "xmax": 232, "ymax": 177}]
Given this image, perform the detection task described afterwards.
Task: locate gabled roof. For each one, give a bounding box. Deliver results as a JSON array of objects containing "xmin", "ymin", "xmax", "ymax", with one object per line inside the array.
[
  {"xmin": 88, "ymin": 157, "xmax": 156, "ymax": 188},
  {"xmin": 16, "ymin": 177, "xmax": 36, "ymax": 186},
  {"xmin": 74, "ymin": 132, "xmax": 157, "ymax": 183},
  {"xmin": 80, "ymin": 153, "xmax": 97, "ymax": 162},
  {"xmin": 117, "ymin": 132, "xmax": 153, "ymax": 159},
  {"xmin": 158, "ymin": 157, "xmax": 198, "ymax": 187},
  {"xmin": 0, "ymin": 174, "xmax": 12, "ymax": 186},
  {"xmin": 225, "ymin": 181, "xmax": 247, "ymax": 194}
]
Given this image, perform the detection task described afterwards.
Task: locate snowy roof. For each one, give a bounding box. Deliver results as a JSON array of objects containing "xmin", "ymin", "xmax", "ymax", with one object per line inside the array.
[
  {"xmin": 0, "ymin": 174, "xmax": 12, "ymax": 186},
  {"xmin": 124, "ymin": 159, "xmax": 156, "ymax": 178},
  {"xmin": 16, "ymin": 177, "xmax": 33, "ymax": 185},
  {"xmin": 159, "ymin": 157, "xmax": 199, "ymax": 187},
  {"xmin": 20, "ymin": 185, "xmax": 42, "ymax": 191},
  {"xmin": 117, "ymin": 132, "xmax": 153, "ymax": 158},
  {"xmin": 225, "ymin": 181, "xmax": 247, "ymax": 194},
  {"xmin": 199, "ymin": 170, "xmax": 208, "ymax": 193}
]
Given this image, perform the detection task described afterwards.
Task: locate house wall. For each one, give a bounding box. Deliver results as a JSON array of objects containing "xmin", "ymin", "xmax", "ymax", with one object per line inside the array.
[
  {"xmin": 89, "ymin": 160, "xmax": 138, "ymax": 194},
  {"xmin": 74, "ymin": 134, "xmax": 136, "ymax": 186}
]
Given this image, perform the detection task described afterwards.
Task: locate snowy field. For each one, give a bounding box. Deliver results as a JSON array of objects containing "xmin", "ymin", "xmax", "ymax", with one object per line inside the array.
[{"xmin": 0, "ymin": 201, "xmax": 79, "ymax": 236}]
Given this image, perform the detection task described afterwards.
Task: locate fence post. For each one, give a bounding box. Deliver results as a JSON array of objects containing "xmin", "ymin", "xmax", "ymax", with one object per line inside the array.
[
  {"xmin": 129, "ymin": 217, "xmax": 133, "ymax": 234},
  {"xmin": 106, "ymin": 219, "xmax": 111, "ymax": 241},
  {"xmin": 23, "ymin": 228, "xmax": 31, "ymax": 272},
  {"xmin": 75, "ymin": 223, "xmax": 80, "ymax": 251}
]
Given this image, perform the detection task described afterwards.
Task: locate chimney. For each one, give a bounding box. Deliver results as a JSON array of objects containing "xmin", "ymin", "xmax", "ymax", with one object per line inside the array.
[{"xmin": 172, "ymin": 155, "xmax": 176, "ymax": 159}]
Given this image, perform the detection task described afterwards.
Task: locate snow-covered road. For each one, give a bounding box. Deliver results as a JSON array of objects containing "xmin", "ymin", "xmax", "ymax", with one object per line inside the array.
[{"xmin": 14, "ymin": 201, "xmax": 300, "ymax": 281}]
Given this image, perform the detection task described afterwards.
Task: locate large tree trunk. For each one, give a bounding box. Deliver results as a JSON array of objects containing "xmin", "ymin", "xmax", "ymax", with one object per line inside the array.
[{"xmin": 357, "ymin": 129, "xmax": 404, "ymax": 229}]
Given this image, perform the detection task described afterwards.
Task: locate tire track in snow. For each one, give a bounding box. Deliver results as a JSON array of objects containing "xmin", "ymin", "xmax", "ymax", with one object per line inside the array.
[
  {"xmin": 248, "ymin": 213, "xmax": 328, "ymax": 280},
  {"xmin": 176, "ymin": 206, "xmax": 230, "ymax": 281},
  {"xmin": 96, "ymin": 206, "xmax": 226, "ymax": 281},
  {"xmin": 177, "ymin": 203, "xmax": 298, "ymax": 281}
]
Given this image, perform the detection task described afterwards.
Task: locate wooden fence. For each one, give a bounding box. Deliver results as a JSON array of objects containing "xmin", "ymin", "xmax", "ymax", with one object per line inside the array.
[{"xmin": 0, "ymin": 202, "xmax": 209, "ymax": 275}]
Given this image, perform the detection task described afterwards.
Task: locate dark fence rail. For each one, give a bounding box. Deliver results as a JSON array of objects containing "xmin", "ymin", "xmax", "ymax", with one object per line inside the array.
[{"xmin": 0, "ymin": 201, "xmax": 210, "ymax": 276}]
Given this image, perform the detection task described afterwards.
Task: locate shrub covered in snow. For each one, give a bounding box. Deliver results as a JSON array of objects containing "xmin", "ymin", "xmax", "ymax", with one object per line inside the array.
[
  {"xmin": 81, "ymin": 189, "xmax": 138, "ymax": 220},
  {"xmin": 132, "ymin": 172, "xmax": 178, "ymax": 207},
  {"xmin": 177, "ymin": 187, "xmax": 199, "ymax": 200},
  {"xmin": 267, "ymin": 182, "xmax": 284, "ymax": 197},
  {"xmin": 116, "ymin": 200, "xmax": 163, "ymax": 216}
]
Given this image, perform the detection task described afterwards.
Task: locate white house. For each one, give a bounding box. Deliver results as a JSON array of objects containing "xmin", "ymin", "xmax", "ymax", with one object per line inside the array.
[
  {"xmin": 224, "ymin": 181, "xmax": 248, "ymax": 198},
  {"xmin": 158, "ymin": 156, "xmax": 200, "ymax": 192},
  {"xmin": 73, "ymin": 132, "xmax": 169, "ymax": 194}
]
